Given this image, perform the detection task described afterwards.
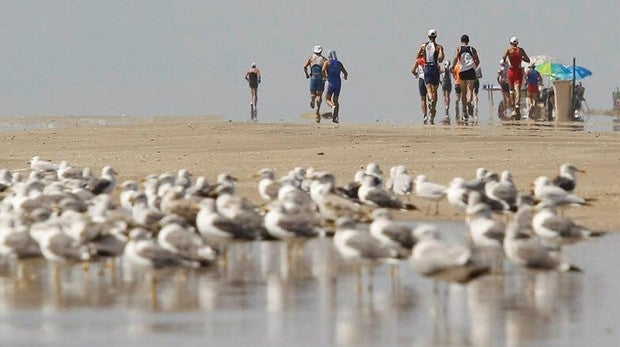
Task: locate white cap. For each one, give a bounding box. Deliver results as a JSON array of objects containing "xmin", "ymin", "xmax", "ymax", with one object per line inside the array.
[
  {"xmin": 510, "ymin": 36, "xmax": 519, "ymax": 44},
  {"xmin": 428, "ymin": 28, "xmax": 437, "ymax": 37},
  {"xmin": 313, "ymin": 45, "xmax": 323, "ymax": 54},
  {"xmin": 250, "ymin": 62, "xmax": 256, "ymax": 68},
  {"xmin": 499, "ymin": 58, "xmax": 505, "ymax": 65}
]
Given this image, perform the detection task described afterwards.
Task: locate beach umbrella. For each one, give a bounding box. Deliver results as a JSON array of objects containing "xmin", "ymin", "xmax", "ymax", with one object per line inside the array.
[
  {"xmin": 556, "ymin": 65, "xmax": 593, "ymax": 80},
  {"xmin": 535, "ymin": 61, "xmax": 572, "ymax": 79},
  {"xmin": 528, "ymin": 55, "xmax": 562, "ymax": 66}
]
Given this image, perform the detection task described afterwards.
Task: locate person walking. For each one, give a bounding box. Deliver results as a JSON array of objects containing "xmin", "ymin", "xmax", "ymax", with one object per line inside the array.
[
  {"xmin": 322, "ymin": 50, "xmax": 348, "ymax": 124},
  {"xmin": 525, "ymin": 62, "xmax": 542, "ymax": 118},
  {"xmin": 452, "ymin": 34, "xmax": 480, "ymax": 122},
  {"xmin": 503, "ymin": 36, "xmax": 530, "ymax": 119},
  {"xmin": 440, "ymin": 61, "xmax": 452, "ymax": 123},
  {"xmin": 497, "ymin": 59, "xmax": 511, "ymax": 119},
  {"xmin": 411, "ymin": 56, "xmax": 428, "ymax": 124},
  {"xmin": 415, "ymin": 29, "xmax": 445, "ymax": 125},
  {"xmin": 304, "ymin": 45, "xmax": 328, "ymax": 122},
  {"xmin": 245, "ymin": 63, "xmax": 261, "ymax": 122}
]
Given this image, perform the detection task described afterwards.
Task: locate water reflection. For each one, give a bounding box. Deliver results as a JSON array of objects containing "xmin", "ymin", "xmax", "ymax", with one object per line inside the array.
[{"xmin": 0, "ymin": 226, "xmax": 617, "ymax": 346}]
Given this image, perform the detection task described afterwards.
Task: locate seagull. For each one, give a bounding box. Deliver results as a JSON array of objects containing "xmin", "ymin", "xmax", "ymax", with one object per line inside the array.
[
  {"xmin": 263, "ymin": 202, "xmax": 322, "ymax": 242},
  {"xmin": 552, "ymin": 163, "xmax": 585, "ymax": 193},
  {"xmin": 533, "ymin": 176, "xmax": 589, "ymax": 207},
  {"xmin": 175, "ymin": 169, "xmax": 193, "ymax": 190},
  {"xmin": 257, "ymin": 168, "xmax": 280, "ymax": 202},
  {"xmin": 184, "ymin": 176, "xmax": 212, "ymax": 198},
  {"xmin": 195, "ymin": 198, "xmax": 258, "ymax": 248},
  {"xmin": 310, "ymin": 180, "xmax": 371, "ymax": 223},
  {"xmin": 532, "ymin": 202, "xmax": 604, "ymax": 249},
  {"xmin": 410, "ymin": 224, "xmax": 490, "ymax": 284},
  {"xmin": 414, "ymin": 175, "xmax": 447, "ymax": 215},
  {"xmin": 358, "ymin": 175, "xmax": 416, "ymax": 210},
  {"xmin": 157, "ymin": 222, "xmax": 216, "ymax": 266},
  {"xmin": 30, "ymin": 220, "xmax": 90, "ymax": 263},
  {"xmin": 484, "ymin": 170, "xmax": 518, "ymax": 212},
  {"xmin": 503, "ymin": 217, "xmax": 582, "ymax": 272},
  {"xmin": 466, "ymin": 200, "xmax": 505, "ymax": 249},
  {"xmin": 86, "ymin": 166, "xmax": 117, "ymax": 195},
  {"xmin": 362, "ymin": 162, "xmax": 383, "ymax": 186},
  {"xmin": 334, "ymin": 217, "xmax": 399, "ymax": 265},
  {"xmin": 0, "ymin": 218, "xmax": 41, "ymax": 258},
  {"xmin": 124, "ymin": 228, "xmax": 192, "ymax": 269},
  {"xmin": 28, "ymin": 156, "xmax": 60, "ymax": 172},
  {"xmin": 390, "ymin": 166, "xmax": 414, "ymax": 198},
  {"xmin": 369, "ymin": 209, "xmax": 416, "ymax": 258},
  {"xmin": 119, "ymin": 180, "xmax": 141, "ymax": 210},
  {"xmin": 446, "ymin": 177, "xmax": 470, "ymax": 211}
]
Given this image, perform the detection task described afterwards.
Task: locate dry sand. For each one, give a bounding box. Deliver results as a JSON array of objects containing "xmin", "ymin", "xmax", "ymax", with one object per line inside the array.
[{"xmin": 1, "ymin": 116, "xmax": 618, "ymax": 230}]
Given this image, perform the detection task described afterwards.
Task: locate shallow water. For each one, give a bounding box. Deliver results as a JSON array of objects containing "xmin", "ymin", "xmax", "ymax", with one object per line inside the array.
[{"xmin": 0, "ymin": 222, "xmax": 618, "ymax": 347}]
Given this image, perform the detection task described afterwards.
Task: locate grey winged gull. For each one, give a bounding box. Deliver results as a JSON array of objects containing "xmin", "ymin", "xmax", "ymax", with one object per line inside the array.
[
  {"xmin": 369, "ymin": 209, "xmax": 416, "ymax": 258},
  {"xmin": 414, "ymin": 174, "xmax": 447, "ymax": 215},
  {"xmin": 410, "ymin": 225, "xmax": 490, "ymax": 284},
  {"xmin": 532, "ymin": 202, "xmax": 604, "ymax": 249},
  {"xmin": 551, "ymin": 163, "xmax": 585, "ymax": 193}
]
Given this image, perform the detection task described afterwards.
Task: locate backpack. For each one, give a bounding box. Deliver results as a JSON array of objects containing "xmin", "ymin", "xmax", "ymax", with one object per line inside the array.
[{"xmin": 459, "ymin": 46, "xmax": 475, "ymax": 70}]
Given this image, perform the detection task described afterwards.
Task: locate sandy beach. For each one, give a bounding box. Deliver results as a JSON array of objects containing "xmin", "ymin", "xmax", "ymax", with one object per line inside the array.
[{"xmin": 1, "ymin": 116, "xmax": 618, "ymax": 231}]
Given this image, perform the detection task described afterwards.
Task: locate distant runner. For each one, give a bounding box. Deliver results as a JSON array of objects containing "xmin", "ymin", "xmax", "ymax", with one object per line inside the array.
[
  {"xmin": 503, "ymin": 36, "xmax": 530, "ymax": 119},
  {"xmin": 440, "ymin": 61, "xmax": 452, "ymax": 123},
  {"xmin": 452, "ymin": 34, "xmax": 480, "ymax": 122},
  {"xmin": 497, "ymin": 59, "xmax": 511, "ymax": 119},
  {"xmin": 453, "ymin": 62, "xmax": 461, "ymax": 117},
  {"xmin": 411, "ymin": 57, "xmax": 428, "ymax": 124},
  {"xmin": 416, "ymin": 29, "xmax": 445, "ymax": 125},
  {"xmin": 304, "ymin": 45, "xmax": 328, "ymax": 122},
  {"xmin": 322, "ymin": 50, "xmax": 348, "ymax": 124},
  {"xmin": 245, "ymin": 63, "xmax": 261, "ymax": 122},
  {"xmin": 525, "ymin": 62, "xmax": 542, "ymax": 117}
]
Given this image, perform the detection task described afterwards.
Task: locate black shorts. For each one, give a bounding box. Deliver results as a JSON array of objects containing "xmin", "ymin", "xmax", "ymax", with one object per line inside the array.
[
  {"xmin": 455, "ymin": 85, "xmax": 461, "ymax": 94},
  {"xmin": 459, "ymin": 69, "xmax": 476, "ymax": 81},
  {"xmin": 500, "ymin": 82, "xmax": 509, "ymax": 93},
  {"xmin": 442, "ymin": 83, "xmax": 452, "ymax": 93}
]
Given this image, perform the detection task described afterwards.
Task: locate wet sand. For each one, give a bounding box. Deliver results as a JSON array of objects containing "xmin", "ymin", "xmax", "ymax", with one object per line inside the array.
[{"xmin": 1, "ymin": 116, "xmax": 618, "ymax": 230}]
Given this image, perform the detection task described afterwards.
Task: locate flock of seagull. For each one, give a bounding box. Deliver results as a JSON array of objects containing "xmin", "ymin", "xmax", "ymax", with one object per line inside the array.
[{"xmin": 0, "ymin": 156, "xmax": 603, "ymax": 290}]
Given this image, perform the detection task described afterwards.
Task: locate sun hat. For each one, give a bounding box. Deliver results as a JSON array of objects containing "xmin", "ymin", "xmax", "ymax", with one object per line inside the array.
[
  {"xmin": 313, "ymin": 45, "xmax": 323, "ymax": 54},
  {"xmin": 510, "ymin": 36, "xmax": 519, "ymax": 44},
  {"xmin": 428, "ymin": 28, "xmax": 437, "ymax": 37}
]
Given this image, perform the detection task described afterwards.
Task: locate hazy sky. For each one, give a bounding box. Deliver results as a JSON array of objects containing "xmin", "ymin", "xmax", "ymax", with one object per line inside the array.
[{"xmin": 1, "ymin": 0, "xmax": 617, "ymax": 123}]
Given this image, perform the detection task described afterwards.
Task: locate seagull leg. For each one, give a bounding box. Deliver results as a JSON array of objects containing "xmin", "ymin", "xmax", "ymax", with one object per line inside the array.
[
  {"xmin": 355, "ymin": 265, "xmax": 362, "ymax": 294},
  {"xmin": 434, "ymin": 201, "xmax": 440, "ymax": 215},
  {"xmin": 149, "ymin": 273, "xmax": 159, "ymax": 311},
  {"xmin": 52, "ymin": 263, "xmax": 62, "ymax": 306},
  {"xmin": 367, "ymin": 266, "xmax": 374, "ymax": 293}
]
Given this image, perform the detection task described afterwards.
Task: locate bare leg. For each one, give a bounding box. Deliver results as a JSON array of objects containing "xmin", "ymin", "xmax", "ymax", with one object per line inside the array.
[
  {"xmin": 421, "ymin": 97, "xmax": 428, "ymax": 124},
  {"xmin": 325, "ymin": 92, "xmax": 334, "ymax": 109},
  {"xmin": 332, "ymin": 94, "xmax": 340, "ymax": 123},
  {"xmin": 443, "ymin": 89, "xmax": 450, "ymax": 119},
  {"xmin": 427, "ymin": 84, "xmax": 438, "ymax": 123},
  {"xmin": 315, "ymin": 92, "xmax": 323, "ymax": 115}
]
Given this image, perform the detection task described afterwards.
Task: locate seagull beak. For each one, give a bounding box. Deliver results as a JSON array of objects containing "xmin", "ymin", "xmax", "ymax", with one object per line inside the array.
[
  {"xmin": 251, "ymin": 173, "xmax": 260, "ymax": 179},
  {"xmin": 577, "ymin": 168, "xmax": 586, "ymax": 173}
]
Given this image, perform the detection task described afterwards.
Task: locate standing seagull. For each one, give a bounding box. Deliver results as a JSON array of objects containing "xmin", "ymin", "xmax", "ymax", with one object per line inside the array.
[
  {"xmin": 410, "ymin": 225, "xmax": 490, "ymax": 284},
  {"xmin": 257, "ymin": 168, "xmax": 281, "ymax": 202},
  {"xmin": 532, "ymin": 202, "xmax": 604, "ymax": 249},
  {"xmin": 28, "ymin": 156, "xmax": 60, "ymax": 172},
  {"xmin": 390, "ymin": 166, "xmax": 414, "ymax": 199},
  {"xmin": 414, "ymin": 175, "xmax": 447, "ymax": 215},
  {"xmin": 86, "ymin": 166, "xmax": 117, "ymax": 195},
  {"xmin": 533, "ymin": 176, "xmax": 589, "ymax": 207},
  {"xmin": 503, "ymin": 217, "xmax": 582, "ymax": 272},
  {"xmin": 358, "ymin": 175, "xmax": 416, "ymax": 210},
  {"xmin": 552, "ymin": 163, "xmax": 585, "ymax": 193},
  {"xmin": 369, "ymin": 209, "xmax": 416, "ymax": 258}
]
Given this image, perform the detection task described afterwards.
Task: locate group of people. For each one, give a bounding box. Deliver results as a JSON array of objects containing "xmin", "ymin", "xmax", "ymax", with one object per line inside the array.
[
  {"xmin": 303, "ymin": 45, "xmax": 349, "ymax": 123},
  {"xmin": 245, "ymin": 45, "xmax": 348, "ymax": 123},
  {"xmin": 245, "ymin": 29, "xmax": 541, "ymax": 124},
  {"xmin": 412, "ymin": 29, "xmax": 539, "ymax": 124}
]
